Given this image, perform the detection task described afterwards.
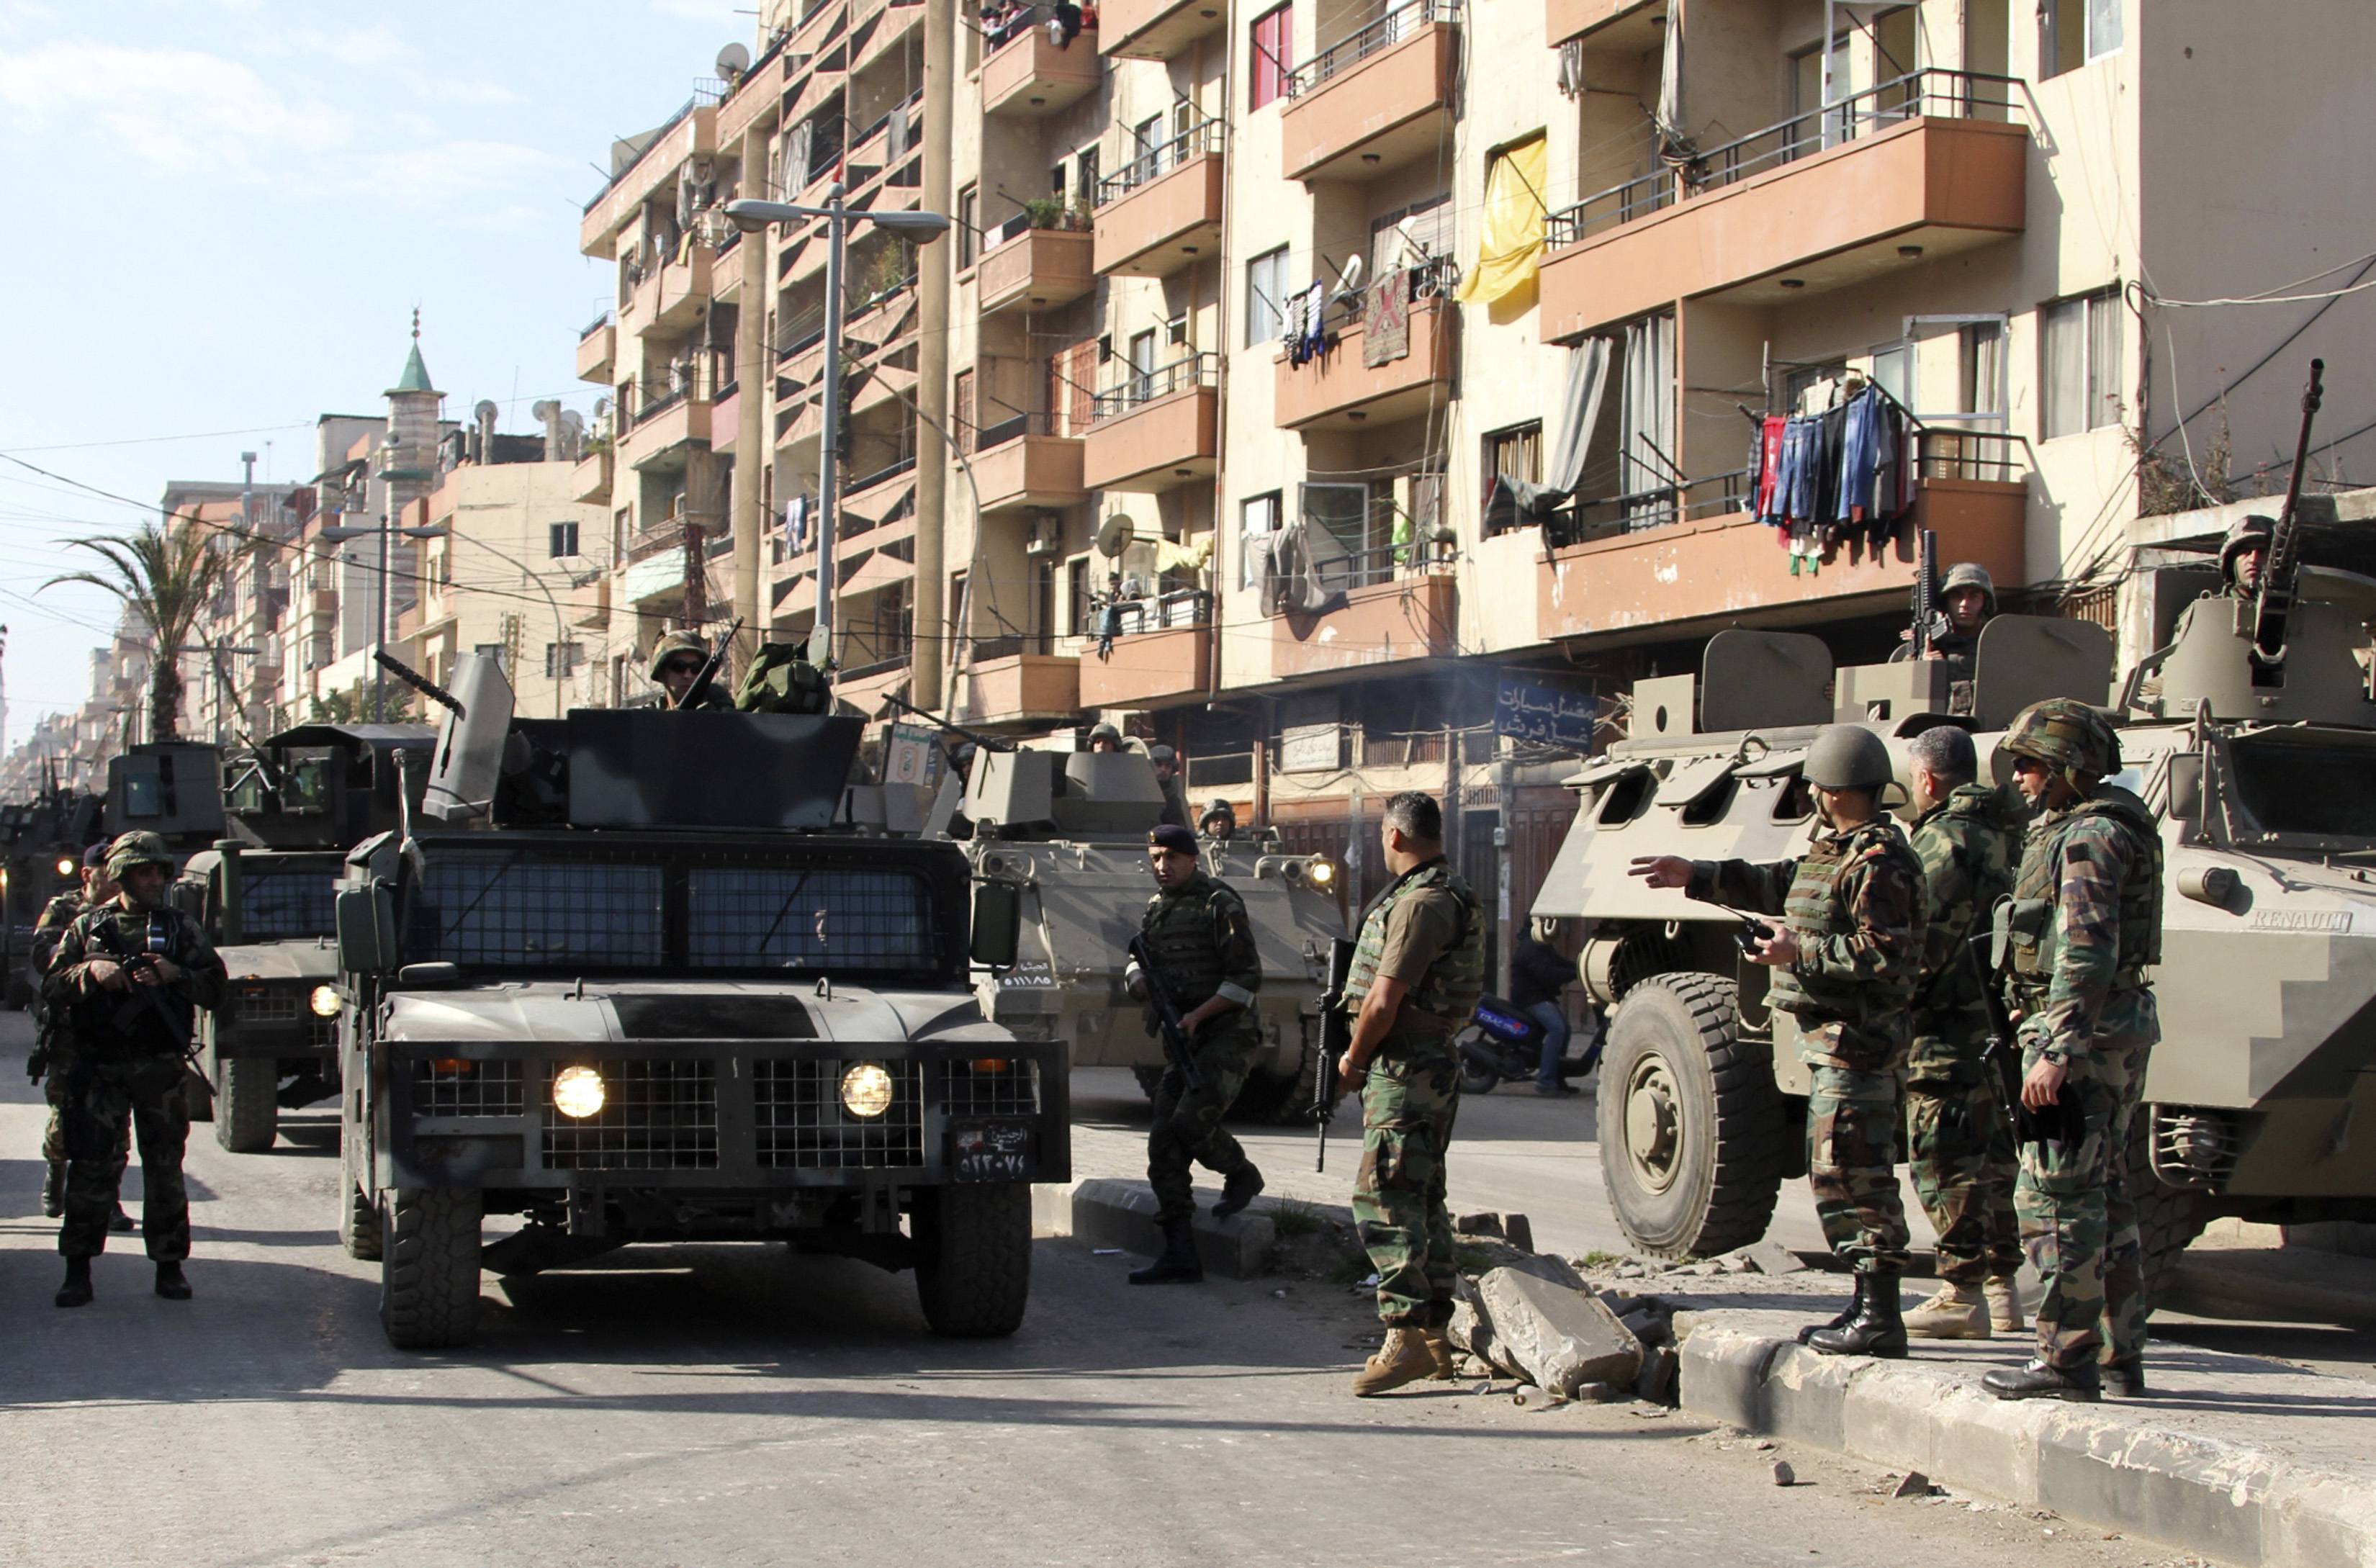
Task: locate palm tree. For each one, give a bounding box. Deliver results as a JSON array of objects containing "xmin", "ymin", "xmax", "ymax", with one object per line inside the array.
[{"xmin": 43, "ymin": 519, "xmax": 235, "ymax": 742}]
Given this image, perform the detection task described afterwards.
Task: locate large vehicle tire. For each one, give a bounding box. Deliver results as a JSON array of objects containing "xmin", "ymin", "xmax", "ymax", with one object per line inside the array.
[
  {"xmin": 378, "ymin": 1186, "xmax": 482, "ymax": 1349},
  {"xmin": 2130, "ymin": 1122, "xmax": 2210, "ymax": 1312},
  {"xmin": 212, "ymin": 1055, "xmax": 279, "ymax": 1153},
  {"xmin": 1233, "ymin": 1027, "xmax": 1323, "ymax": 1125},
  {"xmin": 912, "ymin": 1183, "xmax": 1032, "ymax": 1338},
  {"xmin": 1597, "ymin": 973, "xmax": 1788, "ymax": 1259},
  {"xmin": 338, "ymin": 1126, "xmax": 381, "ymax": 1262}
]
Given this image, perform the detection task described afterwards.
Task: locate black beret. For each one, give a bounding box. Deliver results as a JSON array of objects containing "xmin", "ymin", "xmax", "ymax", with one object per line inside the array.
[
  {"xmin": 81, "ymin": 842, "xmax": 109, "ymax": 869},
  {"xmin": 1148, "ymin": 824, "xmax": 1197, "ymax": 855}
]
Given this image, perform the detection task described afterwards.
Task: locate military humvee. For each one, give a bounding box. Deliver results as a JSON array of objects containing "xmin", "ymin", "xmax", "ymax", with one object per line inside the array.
[
  {"xmin": 1536, "ymin": 571, "xmax": 2376, "ymax": 1299},
  {"xmin": 174, "ymin": 724, "xmax": 432, "ymax": 1152},
  {"xmin": 333, "ymin": 655, "xmax": 1063, "ymax": 1349},
  {"xmin": 958, "ymin": 746, "xmax": 1345, "ymax": 1119}
]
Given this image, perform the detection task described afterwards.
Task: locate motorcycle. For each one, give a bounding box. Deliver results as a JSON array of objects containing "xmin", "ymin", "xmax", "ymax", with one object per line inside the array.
[{"xmin": 1455, "ymin": 995, "xmax": 1602, "ymax": 1095}]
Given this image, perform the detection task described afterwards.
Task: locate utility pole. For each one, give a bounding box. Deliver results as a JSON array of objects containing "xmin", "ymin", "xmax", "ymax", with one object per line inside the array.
[
  {"xmin": 732, "ymin": 121, "xmax": 767, "ymax": 675},
  {"xmin": 912, "ymin": 0, "xmax": 954, "ymax": 711}
]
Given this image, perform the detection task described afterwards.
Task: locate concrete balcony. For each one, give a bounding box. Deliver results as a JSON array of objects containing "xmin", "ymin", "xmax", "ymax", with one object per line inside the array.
[
  {"xmin": 958, "ymin": 653, "xmax": 1081, "ymax": 726},
  {"xmin": 978, "ymin": 226, "xmax": 1094, "ymax": 315},
  {"xmin": 575, "ymin": 317, "xmax": 615, "ymax": 383},
  {"xmin": 655, "ymin": 248, "xmax": 714, "ymax": 331},
  {"xmin": 1274, "ymin": 297, "xmax": 1455, "ymax": 431},
  {"xmin": 1083, "ymin": 361, "xmax": 1218, "ymax": 491},
  {"xmin": 1101, "ymin": 0, "xmax": 1226, "ymax": 59},
  {"xmin": 1092, "ymin": 129, "xmax": 1223, "ymax": 277},
  {"xmin": 621, "ymin": 394, "xmax": 712, "ymax": 472},
  {"xmin": 1260, "ymin": 573, "xmax": 1457, "ymax": 682},
  {"xmin": 619, "ymin": 264, "xmax": 662, "ymax": 332},
  {"xmin": 715, "ymin": 48, "xmax": 785, "ymax": 145},
  {"xmin": 982, "ymin": 25, "xmax": 1102, "ymax": 118},
  {"xmin": 1077, "ymin": 619, "xmax": 1212, "ymax": 708},
  {"xmin": 580, "ymin": 102, "xmax": 717, "ymax": 255},
  {"xmin": 974, "ymin": 426, "xmax": 1085, "ymax": 515},
  {"xmin": 1281, "ymin": 4, "xmax": 1459, "ymax": 184},
  {"xmin": 711, "ymin": 383, "xmax": 742, "ymax": 454},
  {"xmin": 1545, "ymin": 0, "xmax": 1660, "ymax": 46},
  {"xmin": 853, "ymin": 0, "xmax": 923, "ymax": 74},
  {"xmin": 572, "ymin": 446, "xmax": 613, "ymax": 505},
  {"xmin": 1540, "ymin": 77, "xmax": 2028, "ymax": 338}
]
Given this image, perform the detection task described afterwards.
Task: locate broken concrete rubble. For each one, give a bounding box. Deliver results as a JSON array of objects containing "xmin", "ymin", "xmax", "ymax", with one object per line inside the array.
[{"xmin": 1474, "ymin": 1267, "xmax": 1644, "ymax": 1398}]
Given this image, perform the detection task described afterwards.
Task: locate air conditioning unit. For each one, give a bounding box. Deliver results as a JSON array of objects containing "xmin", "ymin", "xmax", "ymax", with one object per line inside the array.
[{"xmin": 1025, "ymin": 511, "xmax": 1061, "ymax": 555}]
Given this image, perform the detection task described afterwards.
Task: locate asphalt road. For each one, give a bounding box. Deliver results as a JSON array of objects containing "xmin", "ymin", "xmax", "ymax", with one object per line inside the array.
[{"xmin": 0, "ymin": 1016, "xmax": 2202, "ymax": 1568}]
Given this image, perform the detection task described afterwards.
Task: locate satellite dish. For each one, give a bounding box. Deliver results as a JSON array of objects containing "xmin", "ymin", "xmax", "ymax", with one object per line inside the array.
[
  {"xmin": 473, "ymin": 400, "xmax": 500, "ymax": 423},
  {"xmin": 531, "ymin": 399, "xmax": 559, "ymax": 422},
  {"xmin": 716, "ymin": 42, "xmax": 751, "ymax": 78},
  {"xmin": 1095, "ymin": 513, "xmax": 1135, "ymax": 559},
  {"xmin": 1335, "ymin": 253, "xmax": 1365, "ymax": 294}
]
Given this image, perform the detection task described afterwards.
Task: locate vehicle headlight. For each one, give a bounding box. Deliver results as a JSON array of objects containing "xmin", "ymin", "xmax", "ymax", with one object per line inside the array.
[
  {"xmin": 308, "ymin": 984, "xmax": 341, "ymax": 1017},
  {"xmin": 552, "ymin": 1065, "xmax": 606, "ymax": 1119},
  {"xmin": 55, "ymin": 856, "xmax": 75, "ymax": 878},
  {"xmin": 840, "ymin": 1061, "xmax": 894, "ymax": 1119},
  {"xmin": 1308, "ymin": 857, "xmax": 1336, "ymax": 888}
]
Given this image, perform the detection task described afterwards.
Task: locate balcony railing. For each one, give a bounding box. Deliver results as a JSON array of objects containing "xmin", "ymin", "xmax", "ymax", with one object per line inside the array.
[
  {"xmin": 1092, "ymin": 587, "xmax": 1211, "ymax": 639},
  {"xmin": 1092, "ymin": 352, "xmax": 1216, "ymax": 421},
  {"xmin": 1094, "ymin": 120, "xmax": 1225, "ymax": 206},
  {"xmin": 1917, "ymin": 426, "xmax": 2030, "ymax": 485},
  {"xmin": 976, "ymin": 409, "xmax": 1077, "ymax": 449},
  {"xmin": 580, "ymin": 310, "xmax": 613, "ymax": 340},
  {"xmin": 583, "ymin": 96, "xmax": 696, "ymax": 212},
  {"xmin": 1544, "ymin": 69, "xmax": 2024, "ymax": 249},
  {"xmin": 985, "ymin": 203, "xmax": 1092, "ymax": 250},
  {"xmin": 1284, "ymin": 0, "xmax": 1459, "ymax": 99}
]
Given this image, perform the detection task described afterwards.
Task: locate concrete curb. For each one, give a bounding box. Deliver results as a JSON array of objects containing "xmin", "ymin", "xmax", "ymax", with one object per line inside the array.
[
  {"xmin": 1031, "ymin": 1177, "xmax": 1275, "ymax": 1280},
  {"xmin": 1677, "ymin": 1320, "xmax": 2376, "ymax": 1568}
]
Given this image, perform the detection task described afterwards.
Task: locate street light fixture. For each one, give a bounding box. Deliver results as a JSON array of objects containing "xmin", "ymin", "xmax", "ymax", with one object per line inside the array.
[
  {"xmin": 320, "ymin": 520, "xmax": 446, "ymax": 722},
  {"xmin": 723, "ymin": 189, "xmax": 952, "ymax": 678}
]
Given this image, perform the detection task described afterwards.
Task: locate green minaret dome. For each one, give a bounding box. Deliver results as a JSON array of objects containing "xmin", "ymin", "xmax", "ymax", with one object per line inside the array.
[{"xmin": 387, "ymin": 341, "xmax": 437, "ymax": 397}]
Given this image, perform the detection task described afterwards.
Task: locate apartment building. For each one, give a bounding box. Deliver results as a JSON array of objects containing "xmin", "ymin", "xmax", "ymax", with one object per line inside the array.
[{"xmin": 163, "ymin": 477, "xmax": 310, "ymax": 747}]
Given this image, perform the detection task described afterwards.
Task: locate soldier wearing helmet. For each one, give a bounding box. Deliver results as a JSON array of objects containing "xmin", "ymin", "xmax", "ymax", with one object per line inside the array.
[
  {"xmin": 1983, "ymin": 698, "xmax": 2163, "ymax": 1404},
  {"xmin": 649, "ymin": 629, "xmax": 732, "ymax": 711},
  {"xmin": 31, "ymin": 842, "xmax": 134, "ymax": 1233},
  {"xmin": 1148, "ymin": 743, "xmax": 1188, "ymax": 829},
  {"xmin": 1086, "ymin": 722, "xmax": 1123, "ymax": 754},
  {"xmin": 1198, "ymin": 797, "xmax": 1237, "ymax": 844},
  {"xmin": 1630, "ymin": 725, "xmax": 1925, "ymax": 1358},
  {"xmin": 2218, "ymin": 514, "xmax": 2274, "ymax": 598},
  {"xmin": 43, "ymin": 830, "xmax": 228, "ymax": 1309},
  {"xmin": 1891, "ymin": 561, "xmax": 1997, "ymax": 665}
]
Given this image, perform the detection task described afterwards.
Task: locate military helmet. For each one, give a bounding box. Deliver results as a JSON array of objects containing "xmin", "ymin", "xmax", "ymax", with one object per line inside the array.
[
  {"xmin": 1086, "ymin": 721, "xmax": 1122, "ymax": 747},
  {"xmin": 648, "ymin": 630, "xmax": 709, "ymax": 680},
  {"xmin": 1202, "ymin": 796, "xmax": 1234, "ymax": 819},
  {"xmin": 1939, "ymin": 561, "xmax": 1997, "ymax": 614},
  {"xmin": 104, "ymin": 830, "xmax": 174, "ymax": 878},
  {"xmin": 1148, "ymin": 744, "xmax": 1176, "ymax": 765},
  {"xmin": 2002, "ymin": 698, "xmax": 2120, "ymax": 783},
  {"xmin": 1803, "ymin": 725, "xmax": 1894, "ymax": 793},
  {"xmin": 2220, "ymin": 514, "xmax": 2276, "ymax": 577}
]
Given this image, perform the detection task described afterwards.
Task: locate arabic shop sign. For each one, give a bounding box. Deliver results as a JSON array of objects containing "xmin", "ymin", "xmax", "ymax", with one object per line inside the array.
[{"xmin": 1494, "ymin": 676, "xmax": 1598, "ymax": 752}]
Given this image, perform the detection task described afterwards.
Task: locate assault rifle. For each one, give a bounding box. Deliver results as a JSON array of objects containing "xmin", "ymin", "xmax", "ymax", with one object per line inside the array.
[
  {"xmin": 1910, "ymin": 527, "xmax": 1948, "ymax": 659},
  {"xmin": 1313, "ymin": 937, "xmax": 1356, "ymax": 1171},
  {"xmin": 1125, "ymin": 933, "xmax": 1205, "ymax": 1093},
  {"xmin": 1968, "ymin": 932, "xmax": 2082, "ymax": 1148},
  {"xmin": 676, "ymin": 617, "xmax": 744, "ymax": 710},
  {"xmin": 2251, "ymin": 358, "xmax": 2326, "ymax": 672}
]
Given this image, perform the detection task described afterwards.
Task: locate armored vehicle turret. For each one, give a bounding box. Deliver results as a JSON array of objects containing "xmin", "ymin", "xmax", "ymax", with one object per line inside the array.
[
  {"xmin": 1538, "ymin": 572, "xmax": 2376, "ymax": 1302},
  {"xmin": 960, "ymin": 744, "xmax": 1345, "ymax": 1119},
  {"xmin": 332, "ymin": 655, "xmax": 1061, "ymax": 1349}
]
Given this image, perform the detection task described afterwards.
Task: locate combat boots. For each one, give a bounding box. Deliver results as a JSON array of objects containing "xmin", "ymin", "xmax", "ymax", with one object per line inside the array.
[
  {"xmin": 1127, "ymin": 1220, "xmax": 1204, "ymax": 1285},
  {"xmin": 1421, "ymin": 1328, "xmax": 1459, "ymax": 1379},
  {"xmin": 1351, "ymin": 1327, "xmax": 1437, "ymax": 1397},
  {"xmin": 1806, "ymin": 1270, "xmax": 1908, "ymax": 1358},
  {"xmin": 1211, "ymin": 1164, "xmax": 1265, "ymax": 1221},
  {"xmin": 1796, "ymin": 1274, "xmax": 1866, "ymax": 1345},
  {"xmin": 1983, "ymin": 1275, "xmax": 2025, "ymax": 1333},
  {"xmin": 109, "ymin": 1204, "xmax": 135, "ymax": 1233},
  {"xmin": 155, "ymin": 1262, "xmax": 192, "ymax": 1301},
  {"xmin": 2100, "ymin": 1357, "xmax": 2149, "ymax": 1399},
  {"xmin": 1982, "ymin": 1359, "xmax": 2100, "ymax": 1402},
  {"xmin": 40, "ymin": 1161, "xmax": 63, "ymax": 1219},
  {"xmin": 1903, "ymin": 1282, "xmax": 1990, "ymax": 1340},
  {"xmin": 55, "ymin": 1256, "xmax": 92, "ymax": 1310}
]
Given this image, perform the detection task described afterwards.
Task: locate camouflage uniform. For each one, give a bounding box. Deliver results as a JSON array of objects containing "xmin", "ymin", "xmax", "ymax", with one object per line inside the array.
[
  {"xmin": 1906, "ymin": 783, "xmax": 2023, "ymax": 1288},
  {"xmin": 2002, "ymin": 785, "xmax": 2162, "ymax": 1374},
  {"xmin": 1688, "ymin": 820, "xmax": 1925, "ymax": 1272},
  {"xmin": 1135, "ymin": 868, "xmax": 1263, "ymax": 1225},
  {"xmin": 1343, "ymin": 858, "xmax": 1485, "ymax": 1328},
  {"xmin": 32, "ymin": 888, "xmax": 87, "ymax": 1170},
  {"xmin": 45, "ymin": 896, "xmax": 227, "ymax": 1261},
  {"xmin": 649, "ymin": 630, "xmax": 734, "ymax": 711}
]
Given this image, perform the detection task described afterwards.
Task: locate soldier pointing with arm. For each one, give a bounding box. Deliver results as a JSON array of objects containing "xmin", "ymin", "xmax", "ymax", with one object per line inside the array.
[{"xmin": 1630, "ymin": 725, "xmax": 1925, "ymax": 1358}]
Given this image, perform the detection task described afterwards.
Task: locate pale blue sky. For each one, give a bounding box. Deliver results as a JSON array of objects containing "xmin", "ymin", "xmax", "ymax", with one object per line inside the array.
[{"xmin": 0, "ymin": 0, "xmax": 752, "ymax": 744}]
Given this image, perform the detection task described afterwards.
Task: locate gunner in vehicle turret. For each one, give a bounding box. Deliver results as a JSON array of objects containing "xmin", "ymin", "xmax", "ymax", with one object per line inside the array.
[
  {"xmin": 650, "ymin": 630, "xmax": 732, "ymax": 711},
  {"xmin": 2217, "ymin": 514, "xmax": 2274, "ymax": 598},
  {"xmin": 1892, "ymin": 562, "xmax": 1997, "ymax": 663}
]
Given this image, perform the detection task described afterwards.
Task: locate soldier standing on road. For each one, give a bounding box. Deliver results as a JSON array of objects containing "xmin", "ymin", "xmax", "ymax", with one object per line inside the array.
[
  {"xmin": 1898, "ymin": 725, "xmax": 2026, "ymax": 1341},
  {"xmin": 650, "ymin": 629, "xmax": 732, "ymax": 710},
  {"xmin": 45, "ymin": 831, "xmax": 227, "ymax": 1309},
  {"xmin": 1335, "ymin": 791, "xmax": 1485, "ymax": 1396},
  {"xmin": 32, "ymin": 843, "xmax": 135, "ymax": 1233},
  {"xmin": 1123, "ymin": 822, "xmax": 1265, "ymax": 1286},
  {"xmin": 1984, "ymin": 699, "xmax": 2163, "ymax": 1403},
  {"xmin": 1630, "ymin": 726, "xmax": 1925, "ymax": 1359}
]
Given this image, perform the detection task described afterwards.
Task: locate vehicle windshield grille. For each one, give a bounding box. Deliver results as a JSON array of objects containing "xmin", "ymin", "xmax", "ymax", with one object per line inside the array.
[
  {"xmin": 686, "ymin": 867, "xmax": 937, "ymax": 970},
  {"xmin": 408, "ymin": 855, "xmax": 666, "ymax": 968},
  {"xmin": 2228, "ymin": 742, "xmax": 2376, "ymax": 837},
  {"xmin": 241, "ymin": 870, "xmax": 338, "ymax": 941}
]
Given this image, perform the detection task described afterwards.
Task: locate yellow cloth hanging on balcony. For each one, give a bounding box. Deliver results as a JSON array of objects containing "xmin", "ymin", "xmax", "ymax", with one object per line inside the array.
[
  {"xmin": 1153, "ymin": 534, "xmax": 1215, "ymax": 574},
  {"xmin": 1455, "ymin": 135, "xmax": 1549, "ymax": 308}
]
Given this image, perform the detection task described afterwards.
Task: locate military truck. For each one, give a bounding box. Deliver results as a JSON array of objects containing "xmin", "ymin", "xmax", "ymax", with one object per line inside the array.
[
  {"xmin": 1536, "ymin": 577, "xmax": 2376, "ymax": 1299},
  {"xmin": 958, "ymin": 746, "xmax": 1345, "ymax": 1119},
  {"xmin": 174, "ymin": 724, "xmax": 433, "ymax": 1152},
  {"xmin": 333, "ymin": 655, "xmax": 1062, "ymax": 1349},
  {"xmin": 1, "ymin": 784, "xmax": 103, "ymax": 1008}
]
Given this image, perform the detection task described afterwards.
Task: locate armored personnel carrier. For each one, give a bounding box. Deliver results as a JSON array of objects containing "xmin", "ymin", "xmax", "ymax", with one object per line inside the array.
[
  {"xmin": 1536, "ymin": 567, "xmax": 2376, "ymax": 1301},
  {"xmin": 332, "ymin": 655, "xmax": 1061, "ymax": 1349},
  {"xmin": 958, "ymin": 746, "xmax": 1345, "ymax": 1119},
  {"xmin": 174, "ymin": 724, "xmax": 432, "ymax": 1152}
]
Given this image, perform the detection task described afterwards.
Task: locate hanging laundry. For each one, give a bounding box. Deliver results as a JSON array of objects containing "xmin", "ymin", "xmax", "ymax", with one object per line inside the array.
[
  {"xmin": 1297, "ymin": 279, "xmax": 1329, "ymax": 366},
  {"xmin": 1364, "ymin": 267, "xmax": 1410, "ymax": 367},
  {"xmin": 1752, "ymin": 415, "xmax": 1785, "ymax": 526},
  {"xmin": 1837, "ymin": 385, "xmax": 1883, "ymax": 526}
]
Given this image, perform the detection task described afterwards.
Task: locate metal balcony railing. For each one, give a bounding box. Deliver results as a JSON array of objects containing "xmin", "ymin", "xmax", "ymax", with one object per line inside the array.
[
  {"xmin": 1544, "ymin": 68, "xmax": 2025, "ymax": 250},
  {"xmin": 1091, "ymin": 353, "xmax": 1216, "ymax": 421},
  {"xmin": 974, "ymin": 409, "xmax": 1070, "ymax": 450},
  {"xmin": 1543, "ymin": 469, "xmax": 1751, "ymax": 549},
  {"xmin": 1283, "ymin": 0, "xmax": 1459, "ymax": 99},
  {"xmin": 581, "ymin": 310, "xmax": 613, "ymax": 340},
  {"xmin": 584, "ymin": 96, "xmax": 697, "ymax": 212},
  {"xmin": 1917, "ymin": 426, "xmax": 2030, "ymax": 485},
  {"xmin": 1094, "ymin": 120, "xmax": 1225, "ymax": 206}
]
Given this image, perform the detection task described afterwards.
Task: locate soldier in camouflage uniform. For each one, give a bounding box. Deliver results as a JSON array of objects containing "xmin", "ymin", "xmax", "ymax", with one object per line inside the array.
[
  {"xmin": 31, "ymin": 843, "xmax": 135, "ymax": 1232},
  {"xmin": 1123, "ymin": 822, "xmax": 1265, "ymax": 1285},
  {"xmin": 650, "ymin": 629, "xmax": 734, "ymax": 710},
  {"xmin": 45, "ymin": 832, "xmax": 227, "ymax": 1308},
  {"xmin": 1984, "ymin": 699, "xmax": 2162, "ymax": 1402},
  {"xmin": 1632, "ymin": 725, "xmax": 1925, "ymax": 1357},
  {"xmin": 2218, "ymin": 514, "xmax": 2273, "ymax": 598},
  {"xmin": 1898, "ymin": 726, "xmax": 2025, "ymax": 1340},
  {"xmin": 1335, "ymin": 791, "xmax": 1485, "ymax": 1397}
]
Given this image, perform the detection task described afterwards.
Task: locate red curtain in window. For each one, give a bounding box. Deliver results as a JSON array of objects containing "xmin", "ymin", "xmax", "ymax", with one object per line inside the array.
[{"xmin": 1251, "ymin": 4, "xmax": 1292, "ymax": 110}]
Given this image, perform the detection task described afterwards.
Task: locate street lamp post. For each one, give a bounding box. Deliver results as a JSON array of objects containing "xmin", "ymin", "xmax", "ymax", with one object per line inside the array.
[
  {"xmin": 320, "ymin": 521, "xmax": 445, "ymax": 721},
  {"xmin": 723, "ymin": 192, "xmax": 950, "ymax": 682}
]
